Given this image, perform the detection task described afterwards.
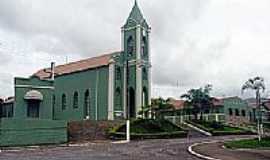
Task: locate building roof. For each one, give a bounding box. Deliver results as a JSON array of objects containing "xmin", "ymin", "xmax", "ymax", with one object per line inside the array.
[
  {"xmin": 127, "ymin": 1, "xmax": 144, "ymax": 23},
  {"xmin": 33, "ymin": 51, "xmax": 120, "ymax": 80},
  {"xmin": 211, "ymin": 98, "xmax": 223, "ymax": 106},
  {"xmin": 221, "ymin": 96, "xmax": 241, "ymax": 100},
  {"xmin": 4, "ymin": 97, "xmax": 14, "ymax": 104},
  {"xmin": 168, "ymin": 99, "xmax": 185, "ymax": 110},
  {"xmin": 262, "ymin": 101, "xmax": 270, "ymax": 111}
]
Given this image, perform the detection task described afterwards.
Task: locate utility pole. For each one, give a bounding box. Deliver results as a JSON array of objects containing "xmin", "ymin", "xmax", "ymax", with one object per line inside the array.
[{"xmin": 256, "ymin": 89, "xmax": 263, "ymax": 141}]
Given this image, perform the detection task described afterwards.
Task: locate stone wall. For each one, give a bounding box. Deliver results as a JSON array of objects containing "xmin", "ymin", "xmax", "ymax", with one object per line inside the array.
[{"xmin": 68, "ymin": 120, "xmax": 124, "ymax": 142}]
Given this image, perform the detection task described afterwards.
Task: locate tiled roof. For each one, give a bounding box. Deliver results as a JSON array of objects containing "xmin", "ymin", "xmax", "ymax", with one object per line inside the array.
[
  {"xmin": 33, "ymin": 51, "xmax": 120, "ymax": 79},
  {"xmin": 168, "ymin": 99, "xmax": 185, "ymax": 110},
  {"xmin": 212, "ymin": 98, "xmax": 223, "ymax": 106},
  {"xmin": 221, "ymin": 96, "xmax": 240, "ymax": 100},
  {"xmin": 4, "ymin": 97, "xmax": 14, "ymax": 104}
]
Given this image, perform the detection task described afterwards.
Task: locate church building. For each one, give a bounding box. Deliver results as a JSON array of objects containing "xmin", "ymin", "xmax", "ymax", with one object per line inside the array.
[{"xmin": 13, "ymin": 1, "xmax": 151, "ymax": 121}]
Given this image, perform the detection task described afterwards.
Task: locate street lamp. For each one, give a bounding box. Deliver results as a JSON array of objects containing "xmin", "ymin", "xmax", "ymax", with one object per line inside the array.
[{"xmin": 126, "ymin": 54, "xmax": 130, "ymax": 142}]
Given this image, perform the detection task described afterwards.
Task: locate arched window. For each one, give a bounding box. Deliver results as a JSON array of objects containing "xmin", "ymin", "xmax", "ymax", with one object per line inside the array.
[
  {"xmin": 249, "ymin": 111, "xmax": 252, "ymax": 121},
  {"xmin": 115, "ymin": 88, "xmax": 121, "ymax": 108},
  {"xmin": 235, "ymin": 109, "xmax": 239, "ymax": 116},
  {"xmin": 62, "ymin": 94, "xmax": 67, "ymax": 110},
  {"xmin": 142, "ymin": 87, "xmax": 148, "ymax": 107},
  {"xmin": 127, "ymin": 36, "xmax": 134, "ymax": 56},
  {"xmin": 143, "ymin": 68, "xmax": 148, "ymax": 80},
  {"xmin": 229, "ymin": 108, "xmax": 233, "ymax": 116},
  {"xmin": 84, "ymin": 90, "xmax": 90, "ymax": 118},
  {"xmin": 141, "ymin": 36, "xmax": 147, "ymax": 57},
  {"xmin": 116, "ymin": 67, "xmax": 121, "ymax": 80},
  {"xmin": 73, "ymin": 92, "xmax": 79, "ymax": 109},
  {"xmin": 241, "ymin": 110, "xmax": 246, "ymax": 117},
  {"xmin": 52, "ymin": 95, "xmax": 55, "ymax": 118}
]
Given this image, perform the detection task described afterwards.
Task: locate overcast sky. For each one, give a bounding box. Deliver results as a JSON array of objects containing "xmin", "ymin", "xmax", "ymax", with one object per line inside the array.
[{"xmin": 0, "ymin": 0, "xmax": 270, "ymax": 99}]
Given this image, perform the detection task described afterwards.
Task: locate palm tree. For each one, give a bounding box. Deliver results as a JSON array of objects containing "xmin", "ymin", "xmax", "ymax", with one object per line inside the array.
[{"xmin": 242, "ymin": 76, "xmax": 266, "ymax": 141}]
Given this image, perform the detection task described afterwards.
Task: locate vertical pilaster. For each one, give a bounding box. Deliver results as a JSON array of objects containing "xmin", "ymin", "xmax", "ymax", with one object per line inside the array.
[
  {"xmin": 108, "ymin": 60, "xmax": 115, "ymax": 120},
  {"xmin": 148, "ymin": 29, "xmax": 152, "ymax": 106},
  {"xmin": 121, "ymin": 28, "xmax": 127, "ymax": 119},
  {"xmin": 136, "ymin": 25, "xmax": 142, "ymax": 116},
  {"xmin": 123, "ymin": 63, "xmax": 127, "ymax": 118},
  {"xmin": 136, "ymin": 25, "xmax": 141, "ymax": 59}
]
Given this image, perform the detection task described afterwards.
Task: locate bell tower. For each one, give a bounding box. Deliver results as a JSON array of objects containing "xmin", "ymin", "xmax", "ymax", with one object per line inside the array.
[{"xmin": 121, "ymin": 0, "xmax": 151, "ymax": 118}]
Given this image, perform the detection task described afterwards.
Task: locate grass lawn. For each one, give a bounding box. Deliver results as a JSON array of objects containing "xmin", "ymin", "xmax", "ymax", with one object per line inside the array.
[
  {"xmin": 109, "ymin": 119, "xmax": 187, "ymax": 139},
  {"xmin": 225, "ymin": 137, "xmax": 270, "ymax": 149}
]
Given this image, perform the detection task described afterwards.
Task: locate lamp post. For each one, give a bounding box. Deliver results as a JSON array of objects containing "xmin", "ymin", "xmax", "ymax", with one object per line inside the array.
[{"xmin": 126, "ymin": 56, "xmax": 130, "ymax": 142}]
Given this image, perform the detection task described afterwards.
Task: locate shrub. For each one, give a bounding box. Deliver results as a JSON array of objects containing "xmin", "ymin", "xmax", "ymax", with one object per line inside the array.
[{"xmin": 109, "ymin": 119, "xmax": 187, "ymax": 140}]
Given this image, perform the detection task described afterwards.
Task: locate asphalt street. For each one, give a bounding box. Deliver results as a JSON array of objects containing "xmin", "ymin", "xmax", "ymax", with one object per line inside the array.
[{"xmin": 0, "ymin": 133, "xmax": 253, "ymax": 160}]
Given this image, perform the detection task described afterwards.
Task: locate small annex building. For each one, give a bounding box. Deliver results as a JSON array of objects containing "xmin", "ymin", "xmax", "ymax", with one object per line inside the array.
[{"xmin": 0, "ymin": 1, "xmax": 152, "ymax": 146}]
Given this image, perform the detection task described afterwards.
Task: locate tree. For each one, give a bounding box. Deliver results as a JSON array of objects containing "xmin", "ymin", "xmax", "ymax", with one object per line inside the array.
[
  {"xmin": 181, "ymin": 84, "xmax": 213, "ymax": 120},
  {"xmin": 242, "ymin": 76, "xmax": 265, "ymax": 141},
  {"xmin": 138, "ymin": 105, "xmax": 151, "ymax": 119},
  {"xmin": 151, "ymin": 97, "xmax": 173, "ymax": 119}
]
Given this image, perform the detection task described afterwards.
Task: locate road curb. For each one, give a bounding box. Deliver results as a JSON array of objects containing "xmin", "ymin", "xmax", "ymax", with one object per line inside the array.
[
  {"xmin": 188, "ymin": 136, "xmax": 256, "ymax": 160},
  {"xmin": 188, "ymin": 141, "xmax": 221, "ymax": 160}
]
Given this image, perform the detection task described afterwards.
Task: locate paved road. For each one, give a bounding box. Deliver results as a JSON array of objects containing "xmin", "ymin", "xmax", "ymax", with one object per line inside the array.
[
  {"xmin": 0, "ymin": 135, "xmax": 254, "ymax": 160},
  {"xmin": 194, "ymin": 141, "xmax": 270, "ymax": 160}
]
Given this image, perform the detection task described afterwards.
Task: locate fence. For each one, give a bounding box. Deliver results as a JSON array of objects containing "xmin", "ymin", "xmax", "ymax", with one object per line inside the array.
[{"xmin": 165, "ymin": 113, "xmax": 226, "ymax": 125}]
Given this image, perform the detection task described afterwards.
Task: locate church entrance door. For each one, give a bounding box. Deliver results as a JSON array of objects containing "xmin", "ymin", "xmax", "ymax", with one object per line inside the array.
[{"xmin": 128, "ymin": 88, "xmax": 136, "ymax": 118}]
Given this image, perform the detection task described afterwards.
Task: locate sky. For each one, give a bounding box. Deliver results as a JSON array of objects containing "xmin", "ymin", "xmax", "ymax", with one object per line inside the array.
[{"xmin": 0, "ymin": 0, "xmax": 270, "ymax": 99}]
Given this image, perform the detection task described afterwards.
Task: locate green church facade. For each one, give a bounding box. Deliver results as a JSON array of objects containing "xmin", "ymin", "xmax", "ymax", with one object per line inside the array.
[
  {"xmin": 0, "ymin": 1, "xmax": 151, "ymax": 146},
  {"xmin": 14, "ymin": 1, "xmax": 151, "ymax": 122}
]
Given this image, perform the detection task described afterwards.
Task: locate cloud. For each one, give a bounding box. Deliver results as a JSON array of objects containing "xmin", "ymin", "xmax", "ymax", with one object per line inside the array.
[{"xmin": 0, "ymin": 0, "xmax": 270, "ymax": 99}]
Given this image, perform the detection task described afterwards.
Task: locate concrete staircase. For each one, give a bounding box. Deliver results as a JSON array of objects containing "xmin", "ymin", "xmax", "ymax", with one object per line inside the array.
[{"xmin": 183, "ymin": 121, "xmax": 212, "ymax": 137}]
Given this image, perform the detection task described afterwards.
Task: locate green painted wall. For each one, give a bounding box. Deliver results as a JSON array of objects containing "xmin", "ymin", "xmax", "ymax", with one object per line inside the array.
[
  {"xmin": 223, "ymin": 97, "xmax": 251, "ymax": 117},
  {"xmin": 0, "ymin": 119, "xmax": 67, "ymax": 147},
  {"xmin": 53, "ymin": 66, "xmax": 109, "ymax": 121},
  {"xmin": 14, "ymin": 77, "xmax": 54, "ymax": 119}
]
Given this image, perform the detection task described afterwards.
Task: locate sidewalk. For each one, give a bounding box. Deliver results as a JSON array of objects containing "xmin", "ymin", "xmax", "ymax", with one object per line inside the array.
[{"xmin": 192, "ymin": 141, "xmax": 270, "ymax": 160}]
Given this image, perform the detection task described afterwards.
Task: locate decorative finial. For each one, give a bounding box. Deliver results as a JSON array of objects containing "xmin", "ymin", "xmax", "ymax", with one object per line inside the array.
[{"xmin": 135, "ymin": 0, "xmax": 137, "ymax": 5}]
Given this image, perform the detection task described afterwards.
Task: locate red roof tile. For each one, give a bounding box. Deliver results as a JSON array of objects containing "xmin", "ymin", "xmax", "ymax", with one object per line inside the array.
[
  {"xmin": 33, "ymin": 51, "xmax": 120, "ymax": 79},
  {"xmin": 212, "ymin": 98, "xmax": 223, "ymax": 106},
  {"xmin": 168, "ymin": 99, "xmax": 185, "ymax": 110}
]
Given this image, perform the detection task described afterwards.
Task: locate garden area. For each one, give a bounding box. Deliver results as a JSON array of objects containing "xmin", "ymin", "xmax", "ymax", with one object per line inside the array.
[
  {"xmin": 187, "ymin": 120, "xmax": 253, "ymax": 136},
  {"xmin": 225, "ymin": 137, "xmax": 270, "ymax": 149},
  {"xmin": 109, "ymin": 119, "xmax": 187, "ymax": 140}
]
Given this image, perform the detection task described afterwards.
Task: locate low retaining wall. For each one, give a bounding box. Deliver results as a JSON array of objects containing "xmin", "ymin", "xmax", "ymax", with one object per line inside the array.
[
  {"xmin": 0, "ymin": 118, "xmax": 67, "ymax": 147},
  {"xmin": 68, "ymin": 120, "xmax": 124, "ymax": 142}
]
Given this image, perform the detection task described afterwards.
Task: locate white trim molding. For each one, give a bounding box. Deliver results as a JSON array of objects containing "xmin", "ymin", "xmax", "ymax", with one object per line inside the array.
[
  {"xmin": 108, "ymin": 60, "xmax": 115, "ymax": 120},
  {"xmin": 148, "ymin": 31, "xmax": 152, "ymax": 106},
  {"xmin": 136, "ymin": 25, "xmax": 142, "ymax": 117},
  {"xmin": 123, "ymin": 64, "xmax": 127, "ymax": 118},
  {"xmin": 15, "ymin": 85, "xmax": 54, "ymax": 90},
  {"xmin": 136, "ymin": 25, "xmax": 141, "ymax": 60}
]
